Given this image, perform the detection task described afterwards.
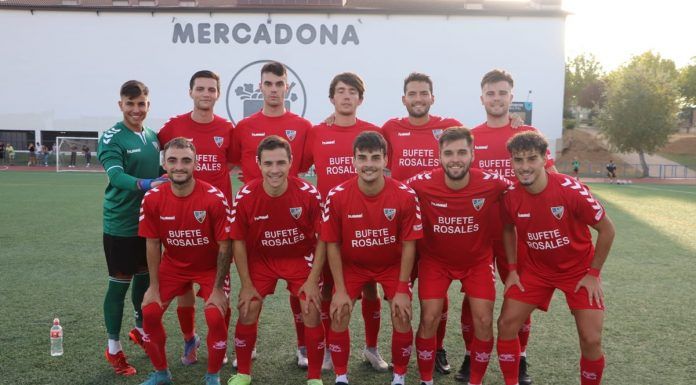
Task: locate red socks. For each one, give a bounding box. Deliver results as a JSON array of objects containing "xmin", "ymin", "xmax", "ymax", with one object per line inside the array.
[
  {"xmin": 518, "ymin": 316, "xmax": 531, "ymax": 353},
  {"xmin": 234, "ymin": 322, "xmax": 258, "ymax": 375},
  {"xmin": 361, "ymin": 298, "xmax": 381, "ymax": 348},
  {"xmin": 204, "ymin": 307, "xmax": 228, "ymax": 374},
  {"xmin": 415, "ymin": 335, "xmax": 436, "ymax": 381},
  {"xmin": 469, "ymin": 337, "xmax": 494, "ymax": 384},
  {"xmin": 328, "ymin": 328, "xmax": 350, "ymax": 375},
  {"xmin": 142, "ymin": 302, "xmax": 168, "ymax": 371},
  {"xmin": 461, "ymin": 297, "xmax": 474, "ymax": 351},
  {"xmin": 497, "ymin": 338, "xmax": 520, "ymax": 385},
  {"xmin": 580, "ymin": 355, "xmax": 605, "ymax": 385},
  {"xmin": 391, "ymin": 328, "xmax": 413, "ymax": 375},
  {"xmin": 304, "ymin": 324, "xmax": 325, "ymax": 380},
  {"xmin": 289, "ymin": 295, "xmax": 305, "ymax": 347},
  {"xmin": 176, "ymin": 306, "xmax": 196, "ymax": 341}
]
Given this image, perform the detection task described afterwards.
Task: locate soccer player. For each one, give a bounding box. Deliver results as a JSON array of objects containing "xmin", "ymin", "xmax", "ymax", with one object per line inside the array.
[
  {"xmin": 456, "ymin": 69, "xmax": 557, "ymax": 384},
  {"xmin": 382, "ymin": 72, "xmax": 463, "ymax": 374},
  {"xmin": 227, "ymin": 136, "xmax": 324, "ymax": 385},
  {"xmin": 320, "ymin": 131, "xmax": 422, "ymax": 385},
  {"xmin": 138, "ymin": 138, "xmax": 232, "ymax": 385},
  {"xmin": 407, "ymin": 127, "xmax": 511, "ymax": 385},
  {"xmin": 605, "ymin": 160, "xmax": 617, "ymax": 184},
  {"xmin": 301, "ymin": 73, "xmax": 387, "ymax": 372},
  {"xmin": 97, "ymin": 80, "xmax": 165, "ymax": 376},
  {"xmin": 497, "ymin": 131, "xmax": 614, "ymax": 385},
  {"xmin": 157, "ymin": 70, "xmax": 235, "ymax": 366}
]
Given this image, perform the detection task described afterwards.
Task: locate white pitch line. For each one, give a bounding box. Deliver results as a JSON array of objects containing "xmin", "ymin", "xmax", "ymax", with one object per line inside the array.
[{"xmin": 625, "ymin": 184, "xmax": 696, "ymax": 196}]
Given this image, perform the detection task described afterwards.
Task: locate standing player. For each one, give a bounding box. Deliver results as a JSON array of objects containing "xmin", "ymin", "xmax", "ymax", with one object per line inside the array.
[
  {"xmin": 301, "ymin": 73, "xmax": 387, "ymax": 371},
  {"xmin": 157, "ymin": 70, "xmax": 235, "ymax": 366},
  {"xmin": 228, "ymin": 136, "xmax": 324, "ymax": 385},
  {"xmin": 382, "ymin": 72, "xmax": 462, "ymax": 374},
  {"xmin": 407, "ymin": 127, "xmax": 511, "ymax": 385},
  {"xmin": 97, "ymin": 80, "xmax": 165, "ymax": 376},
  {"xmin": 320, "ymin": 131, "xmax": 422, "ymax": 385},
  {"xmin": 138, "ymin": 138, "xmax": 232, "ymax": 385},
  {"xmin": 605, "ymin": 160, "xmax": 617, "ymax": 184},
  {"xmin": 456, "ymin": 69, "xmax": 556, "ymax": 384},
  {"xmin": 232, "ymin": 61, "xmax": 313, "ymax": 367},
  {"xmin": 497, "ymin": 131, "xmax": 614, "ymax": 385}
]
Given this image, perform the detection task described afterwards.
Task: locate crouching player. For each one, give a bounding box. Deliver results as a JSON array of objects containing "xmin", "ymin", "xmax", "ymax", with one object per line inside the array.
[
  {"xmin": 407, "ymin": 127, "xmax": 511, "ymax": 385},
  {"xmin": 138, "ymin": 138, "xmax": 232, "ymax": 385},
  {"xmin": 228, "ymin": 136, "xmax": 325, "ymax": 385},
  {"xmin": 321, "ymin": 131, "xmax": 423, "ymax": 385},
  {"xmin": 497, "ymin": 131, "xmax": 615, "ymax": 385}
]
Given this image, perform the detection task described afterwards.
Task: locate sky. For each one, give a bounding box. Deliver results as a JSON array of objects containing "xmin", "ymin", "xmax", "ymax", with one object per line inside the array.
[{"xmin": 563, "ymin": 0, "xmax": 696, "ymax": 71}]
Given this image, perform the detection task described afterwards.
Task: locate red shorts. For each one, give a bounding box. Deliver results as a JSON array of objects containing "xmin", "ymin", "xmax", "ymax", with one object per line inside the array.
[
  {"xmin": 504, "ymin": 269, "xmax": 605, "ymax": 312},
  {"xmin": 341, "ymin": 263, "xmax": 404, "ymax": 300},
  {"xmin": 158, "ymin": 263, "xmax": 231, "ymax": 304},
  {"xmin": 418, "ymin": 257, "xmax": 495, "ymax": 301},
  {"xmin": 249, "ymin": 255, "xmax": 313, "ymax": 298},
  {"xmin": 493, "ymin": 239, "xmax": 529, "ymax": 283}
]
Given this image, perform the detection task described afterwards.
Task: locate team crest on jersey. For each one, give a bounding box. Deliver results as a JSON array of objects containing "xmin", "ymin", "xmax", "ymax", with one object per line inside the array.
[
  {"xmin": 214, "ymin": 136, "xmax": 224, "ymax": 148},
  {"xmin": 194, "ymin": 210, "xmax": 207, "ymax": 223},
  {"xmin": 152, "ymin": 142, "xmax": 160, "ymax": 151},
  {"xmin": 290, "ymin": 207, "xmax": 302, "ymax": 219},
  {"xmin": 551, "ymin": 206, "xmax": 564, "ymax": 220},
  {"xmin": 285, "ymin": 129, "xmax": 297, "ymax": 141},
  {"xmin": 432, "ymin": 129, "xmax": 443, "ymax": 140},
  {"xmin": 472, "ymin": 198, "xmax": 485, "ymax": 211},
  {"xmin": 384, "ymin": 208, "xmax": 396, "ymax": 221}
]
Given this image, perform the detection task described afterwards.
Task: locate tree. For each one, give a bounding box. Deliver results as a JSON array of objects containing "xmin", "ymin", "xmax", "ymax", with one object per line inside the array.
[
  {"xmin": 599, "ymin": 51, "xmax": 679, "ymax": 177},
  {"xmin": 678, "ymin": 58, "xmax": 696, "ymax": 131},
  {"xmin": 565, "ymin": 54, "xmax": 605, "ymax": 121}
]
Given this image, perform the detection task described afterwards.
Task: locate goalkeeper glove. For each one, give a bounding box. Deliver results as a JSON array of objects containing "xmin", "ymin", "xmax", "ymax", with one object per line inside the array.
[{"xmin": 137, "ymin": 176, "xmax": 169, "ymax": 191}]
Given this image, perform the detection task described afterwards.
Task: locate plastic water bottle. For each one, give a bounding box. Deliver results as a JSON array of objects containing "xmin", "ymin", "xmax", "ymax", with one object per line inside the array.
[{"xmin": 50, "ymin": 318, "xmax": 63, "ymax": 356}]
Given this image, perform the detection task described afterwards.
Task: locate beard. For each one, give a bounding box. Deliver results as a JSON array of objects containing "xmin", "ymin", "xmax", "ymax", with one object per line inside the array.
[
  {"xmin": 443, "ymin": 163, "xmax": 470, "ymax": 181},
  {"xmin": 407, "ymin": 104, "xmax": 430, "ymax": 119}
]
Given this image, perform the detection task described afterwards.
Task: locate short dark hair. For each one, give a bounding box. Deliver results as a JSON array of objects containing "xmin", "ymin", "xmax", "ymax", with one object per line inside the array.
[
  {"xmin": 506, "ymin": 131, "xmax": 548, "ymax": 156},
  {"xmin": 353, "ymin": 131, "xmax": 387, "ymax": 156},
  {"xmin": 329, "ymin": 72, "xmax": 365, "ymax": 100},
  {"xmin": 404, "ymin": 72, "xmax": 433, "ymax": 94},
  {"xmin": 480, "ymin": 69, "xmax": 514, "ymax": 89},
  {"xmin": 257, "ymin": 135, "xmax": 292, "ymax": 162},
  {"xmin": 438, "ymin": 126, "xmax": 473, "ymax": 149},
  {"xmin": 189, "ymin": 70, "xmax": 220, "ymax": 92},
  {"xmin": 164, "ymin": 137, "xmax": 197, "ymax": 156},
  {"xmin": 261, "ymin": 61, "xmax": 287, "ymax": 78},
  {"xmin": 120, "ymin": 80, "xmax": 148, "ymax": 99}
]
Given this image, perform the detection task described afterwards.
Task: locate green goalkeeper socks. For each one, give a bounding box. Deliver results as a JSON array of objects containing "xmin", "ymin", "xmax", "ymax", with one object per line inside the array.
[
  {"xmin": 104, "ymin": 277, "xmax": 130, "ymax": 340},
  {"xmin": 131, "ymin": 272, "xmax": 150, "ymax": 329}
]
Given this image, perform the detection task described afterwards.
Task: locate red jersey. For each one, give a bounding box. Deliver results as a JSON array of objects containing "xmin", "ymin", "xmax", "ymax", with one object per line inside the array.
[
  {"xmin": 301, "ymin": 119, "xmax": 381, "ymax": 198},
  {"xmin": 471, "ymin": 122, "xmax": 555, "ymax": 179},
  {"xmin": 232, "ymin": 111, "xmax": 312, "ymax": 183},
  {"xmin": 320, "ymin": 176, "xmax": 423, "ymax": 272},
  {"xmin": 139, "ymin": 180, "xmax": 231, "ymax": 272},
  {"xmin": 158, "ymin": 113, "xmax": 235, "ymax": 201},
  {"xmin": 229, "ymin": 176, "xmax": 322, "ymax": 261},
  {"xmin": 502, "ymin": 172, "xmax": 605, "ymax": 280},
  {"xmin": 382, "ymin": 115, "xmax": 462, "ymax": 181},
  {"xmin": 407, "ymin": 168, "xmax": 511, "ymax": 269}
]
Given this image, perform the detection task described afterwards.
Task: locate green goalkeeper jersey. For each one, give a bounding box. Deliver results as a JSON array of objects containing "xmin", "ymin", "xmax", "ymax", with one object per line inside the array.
[{"xmin": 98, "ymin": 121, "xmax": 161, "ymax": 237}]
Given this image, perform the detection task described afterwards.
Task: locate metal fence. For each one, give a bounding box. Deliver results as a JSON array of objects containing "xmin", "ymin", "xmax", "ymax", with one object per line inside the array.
[{"xmin": 555, "ymin": 161, "xmax": 696, "ymax": 179}]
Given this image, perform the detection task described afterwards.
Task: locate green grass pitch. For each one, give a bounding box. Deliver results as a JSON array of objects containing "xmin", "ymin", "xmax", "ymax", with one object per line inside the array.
[{"xmin": 0, "ymin": 171, "xmax": 694, "ymax": 384}]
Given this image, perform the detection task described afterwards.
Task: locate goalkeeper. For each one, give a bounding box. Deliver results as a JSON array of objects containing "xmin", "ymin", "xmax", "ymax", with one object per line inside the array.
[{"xmin": 97, "ymin": 80, "xmax": 167, "ymax": 377}]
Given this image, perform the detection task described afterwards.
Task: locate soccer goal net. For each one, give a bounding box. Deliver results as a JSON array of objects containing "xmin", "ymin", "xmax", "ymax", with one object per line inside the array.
[{"xmin": 56, "ymin": 137, "xmax": 102, "ymax": 172}]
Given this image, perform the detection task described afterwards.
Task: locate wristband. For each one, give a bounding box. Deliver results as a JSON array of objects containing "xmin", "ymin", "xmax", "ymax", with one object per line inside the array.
[
  {"xmin": 508, "ymin": 263, "xmax": 518, "ymax": 271},
  {"xmin": 396, "ymin": 281, "xmax": 411, "ymax": 294},
  {"xmin": 587, "ymin": 268, "xmax": 601, "ymax": 277}
]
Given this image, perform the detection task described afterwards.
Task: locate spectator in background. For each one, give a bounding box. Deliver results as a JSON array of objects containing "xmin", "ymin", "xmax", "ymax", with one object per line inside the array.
[
  {"xmin": 28, "ymin": 142, "xmax": 37, "ymax": 166},
  {"xmin": 0, "ymin": 141, "xmax": 5, "ymax": 164},
  {"xmin": 572, "ymin": 157, "xmax": 580, "ymax": 180},
  {"xmin": 83, "ymin": 144, "xmax": 92, "ymax": 167},
  {"xmin": 606, "ymin": 160, "xmax": 617, "ymax": 184},
  {"xmin": 6, "ymin": 143, "xmax": 15, "ymax": 165},
  {"xmin": 70, "ymin": 144, "xmax": 78, "ymax": 168},
  {"xmin": 42, "ymin": 145, "xmax": 49, "ymax": 167}
]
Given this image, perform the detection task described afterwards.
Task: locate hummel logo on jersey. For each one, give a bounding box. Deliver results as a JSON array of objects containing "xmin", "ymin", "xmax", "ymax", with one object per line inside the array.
[
  {"xmin": 214, "ymin": 136, "xmax": 224, "ymax": 147},
  {"xmin": 251, "ymin": 132, "xmax": 265, "ymax": 137},
  {"xmin": 290, "ymin": 207, "xmax": 302, "ymax": 219},
  {"xmin": 432, "ymin": 129, "xmax": 443, "ymax": 140},
  {"xmin": 499, "ymin": 353, "xmax": 516, "ymax": 362},
  {"xmin": 194, "ymin": 210, "xmax": 206, "ymax": 223},
  {"xmin": 431, "ymin": 201, "xmax": 448, "ymax": 208},
  {"xmin": 475, "ymin": 145, "xmax": 488, "ymax": 150},
  {"xmin": 285, "ymin": 129, "xmax": 296, "ymax": 141},
  {"xmin": 384, "ymin": 208, "xmax": 396, "ymax": 221},
  {"xmin": 254, "ymin": 214, "xmax": 269, "ymax": 221},
  {"xmin": 472, "ymin": 198, "xmax": 485, "ymax": 211},
  {"xmin": 347, "ymin": 213, "xmax": 363, "ymax": 219},
  {"xmin": 212, "ymin": 340, "xmax": 227, "ymax": 350},
  {"xmin": 475, "ymin": 352, "xmax": 491, "ymax": 363},
  {"xmin": 398, "ymin": 132, "xmax": 411, "ymax": 137},
  {"xmin": 414, "ymin": 224, "xmax": 422, "ymax": 231},
  {"xmin": 517, "ymin": 213, "xmax": 531, "ymax": 218},
  {"xmin": 321, "ymin": 140, "xmax": 335, "ymax": 145},
  {"xmin": 160, "ymin": 216, "xmax": 175, "ymax": 221},
  {"xmin": 126, "ymin": 148, "xmax": 141, "ymax": 154},
  {"xmin": 551, "ymin": 206, "xmax": 565, "ymax": 220}
]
